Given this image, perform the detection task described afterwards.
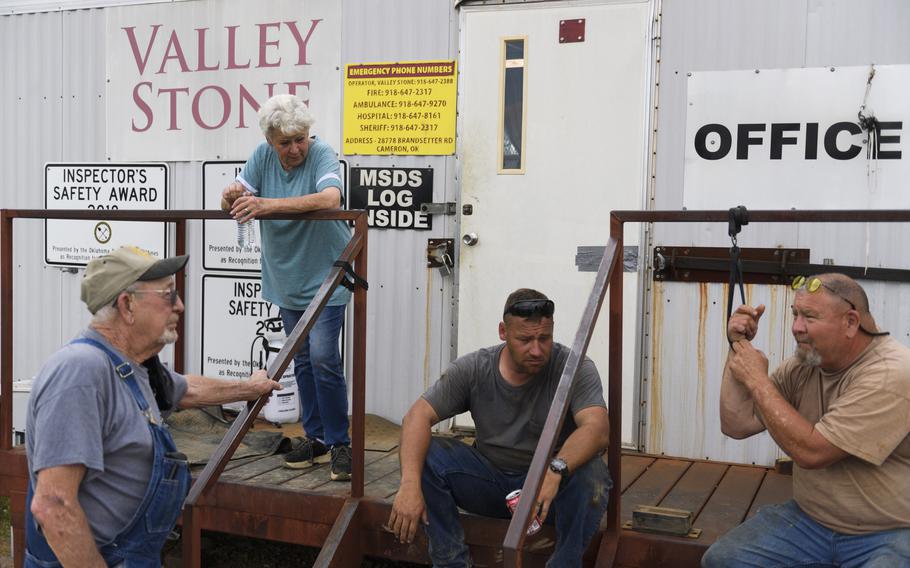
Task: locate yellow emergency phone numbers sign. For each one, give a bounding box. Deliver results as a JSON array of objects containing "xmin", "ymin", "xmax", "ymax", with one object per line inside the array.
[{"xmin": 343, "ymin": 60, "xmax": 457, "ymax": 155}]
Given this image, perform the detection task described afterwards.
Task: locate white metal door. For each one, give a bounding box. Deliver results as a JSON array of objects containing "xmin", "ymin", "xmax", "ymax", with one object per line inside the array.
[{"xmin": 456, "ymin": 0, "xmax": 650, "ymax": 444}]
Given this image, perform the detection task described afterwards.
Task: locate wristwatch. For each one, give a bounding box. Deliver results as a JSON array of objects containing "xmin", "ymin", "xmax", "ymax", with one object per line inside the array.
[{"xmin": 548, "ymin": 457, "xmax": 569, "ymax": 480}]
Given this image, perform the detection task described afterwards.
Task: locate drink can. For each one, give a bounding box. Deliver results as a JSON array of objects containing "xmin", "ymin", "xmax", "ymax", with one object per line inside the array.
[{"xmin": 505, "ymin": 489, "xmax": 542, "ymax": 535}]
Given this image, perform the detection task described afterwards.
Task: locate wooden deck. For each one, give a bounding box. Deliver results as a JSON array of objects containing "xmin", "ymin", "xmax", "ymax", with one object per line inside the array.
[
  {"xmin": 0, "ymin": 442, "xmax": 790, "ymax": 567},
  {"xmin": 189, "ymin": 443, "xmax": 790, "ymax": 567}
]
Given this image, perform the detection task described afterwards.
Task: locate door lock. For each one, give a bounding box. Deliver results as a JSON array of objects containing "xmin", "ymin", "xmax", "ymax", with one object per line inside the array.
[
  {"xmin": 462, "ymin": 233, "xmax": 479, "ymax": 246},
  {"xmin": 427, "ymin": 239, "xmax": 455, "ymax": 275}
]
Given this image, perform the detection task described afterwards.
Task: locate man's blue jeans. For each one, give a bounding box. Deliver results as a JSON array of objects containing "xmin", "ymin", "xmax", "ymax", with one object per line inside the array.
[
  {"xmin": 702, "ymin": 500, "xmax": 910, "ymax": 567},
  {"xmin": 279, "ymin": 305, "xmax": 350, "ymax": 447},
  {"xmin": 421, "ymin": 437, "xmax": 611, "ymax": 568}
]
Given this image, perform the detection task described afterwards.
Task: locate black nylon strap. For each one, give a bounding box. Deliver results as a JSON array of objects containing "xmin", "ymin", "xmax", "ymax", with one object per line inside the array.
[
  {"xmin": 726, "ymin": 206, "xmax": 749, "ymax": 347},
  {"xmin": 333, "ymin": 260, "xmax": 369, "ymax": 292}
]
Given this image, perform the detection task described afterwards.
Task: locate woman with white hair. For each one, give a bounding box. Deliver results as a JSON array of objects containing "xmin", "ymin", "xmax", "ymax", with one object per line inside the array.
[{"xmin": 221, "ymin": 93, "xmax": 352, "ymax": 482}]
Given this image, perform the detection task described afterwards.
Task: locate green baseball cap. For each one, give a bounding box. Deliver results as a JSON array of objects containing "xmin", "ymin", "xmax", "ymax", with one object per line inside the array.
[{"xmin": 81, "ymin": 246, "xmax": 189, "ymax": 314}]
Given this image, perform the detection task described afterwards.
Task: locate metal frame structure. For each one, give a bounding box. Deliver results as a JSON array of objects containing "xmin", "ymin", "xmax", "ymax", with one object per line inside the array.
[
  {"xmin": 503, "ymin": 208, "xmax": 910, "ymax": 567},
  {"xmin": 4, "ymin": 208, "xmax": 909, "ymax": 566}
]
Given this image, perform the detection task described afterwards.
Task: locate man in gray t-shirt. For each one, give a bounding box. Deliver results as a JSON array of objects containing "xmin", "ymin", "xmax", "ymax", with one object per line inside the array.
[
  {"xmin": 25, "ymin": 246, "xmax": 280, "ymax": 567},
  {"xmin": 388, "ymin": 288, "xmax": 612, "ymax": 568}
]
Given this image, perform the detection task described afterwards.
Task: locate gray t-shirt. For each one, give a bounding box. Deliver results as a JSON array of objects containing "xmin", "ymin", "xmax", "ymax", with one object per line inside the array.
[
  {"xmin": 25, "ymin": 328, "xmax": 188, "ymax": 544},
  {"xmin": 423, "ymin": 342, "xmax": 605, "ymax": 473}
]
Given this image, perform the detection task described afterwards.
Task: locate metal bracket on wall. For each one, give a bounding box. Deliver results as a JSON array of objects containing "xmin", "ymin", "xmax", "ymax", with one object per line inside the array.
[
  {"xmin": 427, "ymin": 238, "xmax": 455, "ymax": 275},
  {"xmin": 420, "ymin": 202, "xmax": 457, "ymax": 216},
  {"xmin": 653, "ymin": 246, "xmax": 910, "ymax": 284}
]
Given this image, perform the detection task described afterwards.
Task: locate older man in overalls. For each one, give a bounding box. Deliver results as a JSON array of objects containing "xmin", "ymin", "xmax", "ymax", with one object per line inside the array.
[{"xmin": 24, "ymin": 246, "xmax": 280, "ymax": 567}]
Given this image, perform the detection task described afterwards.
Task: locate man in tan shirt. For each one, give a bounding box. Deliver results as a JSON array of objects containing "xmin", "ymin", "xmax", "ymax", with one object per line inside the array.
[{"xmin": 702, "ymin": 273, "xmax": 910, "ymax": 567}]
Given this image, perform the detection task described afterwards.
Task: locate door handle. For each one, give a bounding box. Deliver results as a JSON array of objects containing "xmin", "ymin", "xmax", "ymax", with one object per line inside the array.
[{"xmin": 462, "ymin": 233, "xmax": 479, "ymax": 246}]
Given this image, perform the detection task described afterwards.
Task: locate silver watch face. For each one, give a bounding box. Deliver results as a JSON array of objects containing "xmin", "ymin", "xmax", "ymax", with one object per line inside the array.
[{"xmin": 550, "ymin": 458, "xmax": 567, "ymax": 474}]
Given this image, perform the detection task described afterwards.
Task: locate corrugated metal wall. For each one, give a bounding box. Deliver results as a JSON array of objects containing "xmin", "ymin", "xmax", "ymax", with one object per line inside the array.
[
  {"xmin": 646, "ymin": 0, "xmax": 910, "ymax": 464},
  {"xmin": 0, "ymin": 0, "xmax": 458, "ymax": 425},
  {"xmin": 341, "ymin": 0, "xmax": 458, "ymax": 421}
]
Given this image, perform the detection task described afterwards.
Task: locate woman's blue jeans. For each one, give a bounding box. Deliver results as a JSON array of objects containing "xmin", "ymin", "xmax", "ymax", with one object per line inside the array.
[
  {"xmin": 421, "ymin": 437, "xmax": 611, "ymax": 568},
  {"xmin": 702, "ymin": 500, "xmax": 910, "ymax": 567},
  {"xmin": 279, "ymin": 305, "xmax": 350, "ymax": 447}
]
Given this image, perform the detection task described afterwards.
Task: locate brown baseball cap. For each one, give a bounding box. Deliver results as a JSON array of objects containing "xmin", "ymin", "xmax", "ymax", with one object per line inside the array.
[{"xmin": 81, "ymin": 246, "xmax": 188, "ymax": 314}]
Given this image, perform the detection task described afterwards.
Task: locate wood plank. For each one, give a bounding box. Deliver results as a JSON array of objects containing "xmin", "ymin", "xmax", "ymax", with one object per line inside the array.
[
  {"xmin": 621, "ymin": 459, "xmax": 691, "ymax": 523},
  {"xmin": 746, "ymin": 471, "xmax": 792, "ymax": 519},
  {"xmin": 280, "ymin": 450, "xmax": 389, "ymax": 491},
  {"xmin": 658, "ymin": 461, "xmax": 728, "ymax": 517},
  {"xmin": 207, "ymin": 483, "xmax": 344, "ymax": 523},
  {"xmin": 321, "ymin": 451, "xmax": 402, "ymax": 497},
  {"xmin": 219, "ymin": 454, "xmax": 286, "ymax": 481},
  {"xmin": 196, "ymin": 505, "xmax": 335, "ymax": 547},
  {"xmin": 694, "ymin": 465, "xmax": 765, "ymax": 543},
  {"xmin": 365, "ymin": 468, "xmax": 401, "ymax": 501},
  {"xmin": 245, "ymin": 454, "xmax": 336, "ymax": 486},
  {"xmin": 277, "ymin": 463, "xmax": 334, "ymax": 491},
  {"xmin": 221, "ymin": 454, "xmax": 265, "ymax": 472},
  {"xmin": 615, "ymin": 528, "xmax": 708, "ymax": 567},
  {"xmin": 620, "ymin": 454, "xmax": 657, "ymax": 492}
]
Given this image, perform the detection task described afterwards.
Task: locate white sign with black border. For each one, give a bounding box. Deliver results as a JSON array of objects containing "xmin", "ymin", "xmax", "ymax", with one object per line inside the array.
[
  {"xmin": 45, "ymin": 163, "xmax": 168, "ymax": 266},
  {"xmin": 201, "ymin": 274, "xmax": 281, "ymax": 409},
  {"xmin": 202, "ymin": 161, "xmax": 262, "ymax": 272}
]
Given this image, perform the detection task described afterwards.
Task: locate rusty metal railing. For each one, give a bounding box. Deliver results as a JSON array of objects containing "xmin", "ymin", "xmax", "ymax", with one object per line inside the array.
[{"xmin": 504, "ymin": 209, "xmax": 910, "ymax": 567}]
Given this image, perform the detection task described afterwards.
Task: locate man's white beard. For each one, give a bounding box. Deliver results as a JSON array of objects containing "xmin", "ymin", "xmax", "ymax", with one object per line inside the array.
[
  {"xmin": 159, "ymin": 329, "xmax": 179, "ymax": 345},
  {"xmin": 796, "ymin": 344, "xmax": 822, "ymax": 367}
]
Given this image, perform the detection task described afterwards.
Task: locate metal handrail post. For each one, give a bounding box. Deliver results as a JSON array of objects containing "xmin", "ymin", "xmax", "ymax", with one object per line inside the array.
[
  {"xmin": 351, "ymin": 211, "xmax": 369, "ymax": 499},
  {"xmin": 1, "ymin": 211, "xmax": 12, "ymax": 450},
  {"xmin": 503, "ymin": 238, "xmax": 621, "ymax": 566}
]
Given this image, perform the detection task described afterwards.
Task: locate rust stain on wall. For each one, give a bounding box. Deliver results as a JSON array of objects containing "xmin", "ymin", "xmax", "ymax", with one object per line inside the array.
[
  {"xmin": 696, "ymin": 282, "xmax": 708, "ymax": 450},
  {"xmin": 648, "ymin": 282, "xmax": 664, "ymax": 451}
]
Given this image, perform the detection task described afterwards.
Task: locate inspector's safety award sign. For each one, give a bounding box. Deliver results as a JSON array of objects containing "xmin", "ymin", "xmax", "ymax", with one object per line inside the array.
[{"xmin": 44, "ymin": 163, "xmax": 168, "ymax": 265}]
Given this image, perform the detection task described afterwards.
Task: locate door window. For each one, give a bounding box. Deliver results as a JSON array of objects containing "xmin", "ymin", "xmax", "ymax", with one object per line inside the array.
[{"xmin": 499, "ymin": 37, "xmax": 527, "ymax": 173}]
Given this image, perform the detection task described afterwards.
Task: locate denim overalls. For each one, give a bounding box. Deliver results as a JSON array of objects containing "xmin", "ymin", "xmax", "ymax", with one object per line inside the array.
[{"xmin": 25, "ymin": 338, "xmax": 191, "ymax": 568}]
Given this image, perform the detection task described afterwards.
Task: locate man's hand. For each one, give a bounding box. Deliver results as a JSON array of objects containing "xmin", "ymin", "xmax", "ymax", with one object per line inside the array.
[
  {"xmin": 728, "ymin": 340, "xmax": 770, "ymax": 391},
  {"xmin": 387, "ymin": 480, "xmax": 427, "ymax": 544},
  {"xmin": 246, "ymin": 369, "xmax": 281, "ymax": 399},
  {"xmin": 728, "ymin": 304, "xmax": 766, "ymax": 342},
  {"xmin": 535, "ymin": 470, "xmax": 562, "ymax": 525}
]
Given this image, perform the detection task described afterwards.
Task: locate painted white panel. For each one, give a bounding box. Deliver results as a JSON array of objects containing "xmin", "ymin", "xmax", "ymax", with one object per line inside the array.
[
  {"xmin": 684, "ymin": 65, "xmax": 910, "ymax": 211},
  {"xmin": 648, "ymin": 0, "xmax": 910, "ymax": 462},
  {"xmin": 648, "ymin": 281, "xmax": 791, "ymax": 465},
  {"xmin": 105, "ymin": 0, "xmax": 342, "ymax": 162},
  {"xmin": 457, "ymin": 1, "xmax": 649, "ymax": 443}
]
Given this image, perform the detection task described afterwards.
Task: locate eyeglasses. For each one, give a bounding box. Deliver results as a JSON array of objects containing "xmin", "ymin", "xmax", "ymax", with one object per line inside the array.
[
  {"xmin": 131, "ymin": 288, "xmax": 180, "ymax": 307},
  {"xmin": 503, "ymin": 299, "xmax": 555, "ymax": 318},
  {"xmin": 791, "ymin": 276, "xmax": 857, "ymax": 310}
]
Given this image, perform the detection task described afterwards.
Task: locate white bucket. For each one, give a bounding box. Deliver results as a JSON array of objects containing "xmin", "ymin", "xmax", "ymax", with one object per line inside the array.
[{"xmin": 261, "ymin": 330, "xmax": 300, "ymax": 424}]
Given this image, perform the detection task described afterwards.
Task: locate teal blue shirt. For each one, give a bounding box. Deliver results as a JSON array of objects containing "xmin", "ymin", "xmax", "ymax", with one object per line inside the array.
[{"xmin": 238, "ymin": 137, "xmax": 351, "ymax": 310}]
